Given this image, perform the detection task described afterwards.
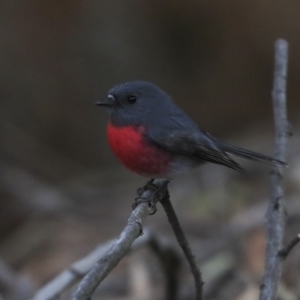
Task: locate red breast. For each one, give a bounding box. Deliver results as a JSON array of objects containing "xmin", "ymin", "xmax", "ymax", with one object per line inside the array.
[{"xmin": 107, "ymin": 123, "xmax": 172, "ymax": 177}]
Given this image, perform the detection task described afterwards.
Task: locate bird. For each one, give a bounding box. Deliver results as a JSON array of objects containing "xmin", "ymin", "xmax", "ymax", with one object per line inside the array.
[{"xmin": 96, "ymin": 81, "xmax": 286, "ymax": 181}]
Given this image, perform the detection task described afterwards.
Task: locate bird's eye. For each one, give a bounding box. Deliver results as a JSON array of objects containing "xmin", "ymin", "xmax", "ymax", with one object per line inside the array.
[{"xmin": 127, "ymin": 95, "xmax": 137, "ymax": 103}]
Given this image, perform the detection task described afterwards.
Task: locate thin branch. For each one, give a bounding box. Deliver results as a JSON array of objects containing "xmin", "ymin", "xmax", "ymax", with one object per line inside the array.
[
  {"xmin": 33, "ymin": 230, "xmax": 184, "ymax": 300},
  {"xmin": 148, "ymin": 235, "xmax": 181, "ymax": 300},
  {"xmin": 32, "ymin": 231, "xmax": 155, "ymax": 300},
  {"xmin": 160, "ymin": 191, "xmax": 204, "ymax": 300},
  {"xmin": 259, "ymin": 39, "xmax": 289, "ymax": 300},
  {"xmin": 71, "ymin": 179, "xmax": 168, "ymax": 300},
  {"xmin": 0, "ymin": 257, "xmax": 33, "ymax": 300},
  {"xmin": 278, "ymin": 234, "xmax": 300, "ymax": 260}
]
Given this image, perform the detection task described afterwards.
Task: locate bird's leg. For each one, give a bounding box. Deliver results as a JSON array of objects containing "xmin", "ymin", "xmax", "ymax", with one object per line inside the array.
[
  {"xmin": 133, "ymin": 180, "xmax": 170, "ymax": 215},
  {"xmin": 136, "ymin": 178, "xmax": 155, "ymax": 196},
  {"xmin": 134, "ymin": 178, "xmax": 157, "ymax": 214}
]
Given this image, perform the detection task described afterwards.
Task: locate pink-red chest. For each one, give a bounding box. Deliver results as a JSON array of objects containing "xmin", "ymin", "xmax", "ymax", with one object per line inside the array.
[{"xmin": 107, "ymin": 124, "xmax": 171, "ymax": 177}]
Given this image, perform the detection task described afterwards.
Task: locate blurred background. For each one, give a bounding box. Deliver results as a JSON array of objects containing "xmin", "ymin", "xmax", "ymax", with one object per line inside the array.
[{"xmin": 0, "ymin": 1, "xmax": 300, "ymax": 299}]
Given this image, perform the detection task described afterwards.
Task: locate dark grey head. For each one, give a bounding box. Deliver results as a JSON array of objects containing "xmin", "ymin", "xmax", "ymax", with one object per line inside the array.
[{"xmin": 95, "ymin": 81, "xmax": 174, "ymax": 126}]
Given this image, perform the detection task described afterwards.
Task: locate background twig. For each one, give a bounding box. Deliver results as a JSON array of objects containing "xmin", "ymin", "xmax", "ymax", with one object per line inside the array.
[
  {"xmin": 160, "ymin": 192, "xmax": 204, "ymax": 300},
  {"xmin": 278, "ymin": 234, "xmax": 300, "ymax": 260},
  {"xmin": 0, "ymin": 257, "xmax": 33, "ymax": 300},
  {"xmin": 259, "ymin": 39, "xmax": 289, "ymax": 300}
]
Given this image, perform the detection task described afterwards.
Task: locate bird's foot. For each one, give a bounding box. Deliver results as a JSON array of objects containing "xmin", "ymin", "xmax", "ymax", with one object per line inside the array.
[
  {"xmin": 136, "ymin": 178, "xmax": 156, "ymax": 196},
  {"xmin": 132, "ymin": 197, "xmax": 157, "ymax": 215},
  {"xmin": 133, "ymin": 179, "xmax": 170, "ymax": 215},
  {"xmin": 134, "ymin": 179, "xmax": 158, "ymax": 215}
]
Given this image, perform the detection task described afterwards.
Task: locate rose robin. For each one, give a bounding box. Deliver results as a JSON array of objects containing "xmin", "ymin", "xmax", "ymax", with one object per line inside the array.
[{"xmin": 96, "ymin": 81, "xmax": 286, "ymax": 181}]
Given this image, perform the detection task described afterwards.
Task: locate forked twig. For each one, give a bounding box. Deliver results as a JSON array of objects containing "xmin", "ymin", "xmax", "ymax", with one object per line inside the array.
[{"xmin": 71, "ymin": 179, "xmax": 168, "ymax": 300}]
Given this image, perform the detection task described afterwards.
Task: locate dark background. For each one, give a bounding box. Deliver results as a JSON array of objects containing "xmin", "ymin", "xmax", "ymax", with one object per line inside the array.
[{"xmin": 0, "ymin": 1, "xmax": 300, "ymax": 299}]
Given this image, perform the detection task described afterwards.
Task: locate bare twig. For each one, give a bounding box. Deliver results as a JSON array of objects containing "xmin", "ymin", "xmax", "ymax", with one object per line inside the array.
[
  {"xmin": 71, "ymin": 179, "xmax": 168, "ymax": 300},
  {"xmin": 33, "ymin": 230, "xmax": 183, "ymax": 300},
  {"xmin": 278, "ymin": 234, "xmax": 300, "ymax": 260},
  {"xmin": 0, "ymin": 257, "xmax": 33, "ymax": 300},
  {"xmin": 33, "ymin": 231, "xmax": 154, "ymax": 300},
  {"xmin": 160, "ymin": 192, "xmax": 204, "ymax": 300},
  {"xmin": 148, "ymin": 234, "xmax": 181, "ymax": 300},
  {"xmin": 259, "ymin": 39, "xmax": 289, "ymax": 300}
]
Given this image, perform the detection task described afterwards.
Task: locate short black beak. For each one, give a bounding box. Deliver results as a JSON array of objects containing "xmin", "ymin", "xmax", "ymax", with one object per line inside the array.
[{"xmin": 95, "ymin": 94, "xmax": 115, "ymax": 107}]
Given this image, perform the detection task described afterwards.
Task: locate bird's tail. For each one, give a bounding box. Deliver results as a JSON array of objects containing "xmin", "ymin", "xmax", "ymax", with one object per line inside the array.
[{"xmin": 221, "ymin": 143, "xmax": 288, "ymax": 167}]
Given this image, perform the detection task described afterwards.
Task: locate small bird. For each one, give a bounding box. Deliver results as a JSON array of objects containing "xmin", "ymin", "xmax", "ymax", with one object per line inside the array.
[{"xmin": 96, "ymin": 81, "xmax": 286, "ymax": 180}]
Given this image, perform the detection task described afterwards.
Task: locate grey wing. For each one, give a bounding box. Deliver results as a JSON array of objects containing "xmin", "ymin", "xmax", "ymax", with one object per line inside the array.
[{"xmin": 148, "ymin": 129, "xmax": 244, "ymax": 172}]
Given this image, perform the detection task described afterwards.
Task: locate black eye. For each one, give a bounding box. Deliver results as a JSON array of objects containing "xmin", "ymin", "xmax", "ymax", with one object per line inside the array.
[{"xmin": 127, "ymin": 95, "xmax": 136, "ymax": 103}]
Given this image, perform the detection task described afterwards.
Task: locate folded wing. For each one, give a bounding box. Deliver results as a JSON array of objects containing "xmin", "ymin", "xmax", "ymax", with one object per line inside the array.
[{"xmin": 148, "ymin": 128, "xmax": 287, "ymax": 172}]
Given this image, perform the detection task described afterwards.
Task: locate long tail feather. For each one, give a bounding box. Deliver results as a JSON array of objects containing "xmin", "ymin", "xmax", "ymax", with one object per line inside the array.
[{"xmin": 221, "ymin": 143, "xmax": 288, "ymax": 167}]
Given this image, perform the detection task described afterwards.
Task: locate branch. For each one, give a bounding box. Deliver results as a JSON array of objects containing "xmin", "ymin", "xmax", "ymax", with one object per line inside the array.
[
  {"xmin": 160, "ymin": 192, "xmax": 204, "ymax": 300},
  {"xmin": 147, "ymin": 235, "xmax": 181, "ymax": 300},
  {"xmin": 259, "ymin": 39, "xmax": 289, "ymax": 300},
  {"xmin": 71, "ymin": 179, "xmax": 168, "ymax": 300},
  {"xmin": 278, "ymin": 234, "xmax": 300, "ymax": 260},
  {"xmin": 33, "ymin": 231, "xmax": 185, "ymax": 300},
  {"xmin": 0, "ymin": 257, "xmax": 33, "ymax": 300},
  {"xmin": 33, "ymin": 230, "xmax": 156, "ymax": 300}
]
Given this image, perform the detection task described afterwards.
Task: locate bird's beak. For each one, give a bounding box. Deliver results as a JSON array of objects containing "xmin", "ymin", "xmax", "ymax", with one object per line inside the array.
[{"xmin": 95, "ymin": 94, "xmax": 115, "ymax": 107}]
